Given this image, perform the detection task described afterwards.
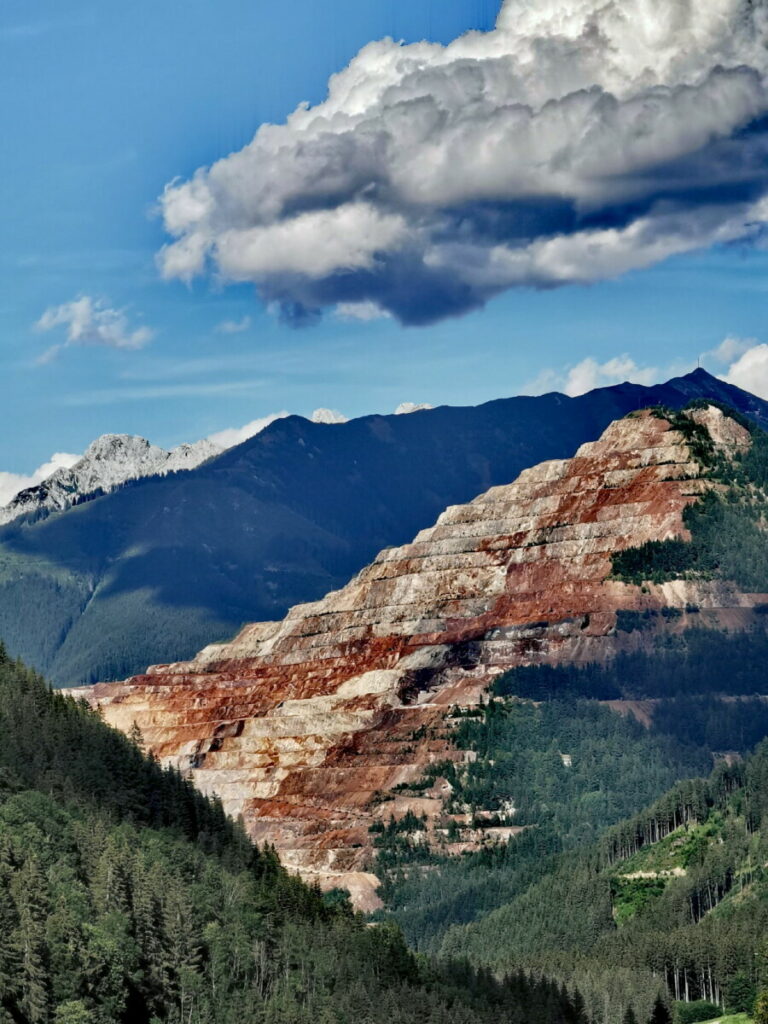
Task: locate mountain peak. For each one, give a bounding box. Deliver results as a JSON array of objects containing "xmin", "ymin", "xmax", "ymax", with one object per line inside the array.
[
  {"xmin": 0, "ymin": 431, "xmax": 220, "ymax": 526},
  {"xmin": 84, "ymin": 433, "xmax": 155, "ymax": 455}
]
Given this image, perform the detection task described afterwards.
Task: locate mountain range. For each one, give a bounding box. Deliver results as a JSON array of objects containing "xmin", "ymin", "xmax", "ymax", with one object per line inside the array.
[
  {"xmin": 75, "ymin": 397, "xmax": 768, "ymax": 896},
  {"xmin": 5, "ymin": 376, "xmax": 768, "ymax": 1024},
  {"xmin": 73, "ymin": 396, "xmax": 768, "ymax": 1023},
  {"xmin": 2, "ymin": 368, "xmax": 766, "ymax": 686},
  {"xmin": 0, "ymin": 404, "xmax": 425, "ymax": 527}
]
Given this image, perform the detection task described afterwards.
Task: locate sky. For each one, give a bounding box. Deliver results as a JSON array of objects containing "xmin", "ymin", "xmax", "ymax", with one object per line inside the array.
[{"xmin": 2, "ymin": 0, "xmax": 768, "ymax": 484}]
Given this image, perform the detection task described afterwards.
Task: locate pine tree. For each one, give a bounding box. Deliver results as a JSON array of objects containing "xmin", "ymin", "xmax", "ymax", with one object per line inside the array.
[
  {"xmin": 161, "ymin": 880, "xmax": 202, "ymax": 1023},
  {"xmin": 13, "ymin": 858, "xmax": 51, "ymax": 1024},
  {"xmin": 0, "ymin": 860, "xmax": 20, "ymax": 1011},
  {"xmin": 53, "ymin": 1001, "xmax": 95, "ymax": 1024},
  {"xmin": 648, "ymin": 998, "xmax": 671, "ymax": 1024},
  {"xmin": 128, "ymin": 721, "xmax": 145, "ymax": 754}
]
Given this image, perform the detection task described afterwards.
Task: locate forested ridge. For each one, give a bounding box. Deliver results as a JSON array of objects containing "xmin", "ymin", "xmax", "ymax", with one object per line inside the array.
[
  {"xmin": 374, "ymin": 694, "xmax": 768, "ymax": 1024},
  {"xmin": 439, "ymin": 742, "xmax": 768, "ymax": 1024},
  {"xmin": 0, "ymin": 645, "xmax": 597, "ymax": 1024},
  {"xmin": 374, "ymin": 695, "xmax": 768, "ymax": 946},
  {"xmin": 491, "ymin": 629, "xmax": 768, "ymax": 702},
  {"xmin": 612, "ymin": 402, "xmax": 768, "ymax": 589}
]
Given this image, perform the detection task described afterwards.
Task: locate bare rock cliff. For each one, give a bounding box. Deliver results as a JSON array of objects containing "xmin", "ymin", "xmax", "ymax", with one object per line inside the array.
[
  {"xmin": 72, "ymin": 407, "xmax": 761, "ymax": 908},
  {"xmin": 0, "ymin": 434, "xmax": 222, "ymax": 525}
]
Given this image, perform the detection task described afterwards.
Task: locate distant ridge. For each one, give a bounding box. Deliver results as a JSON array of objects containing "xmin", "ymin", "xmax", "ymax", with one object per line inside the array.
[
  {"xmin": 1, "ymin": 369, "xmax": 766, "ymax": 685},
  {"xmin": 0, "ymin": 433, "xmax": 222, "ymax": 525}
]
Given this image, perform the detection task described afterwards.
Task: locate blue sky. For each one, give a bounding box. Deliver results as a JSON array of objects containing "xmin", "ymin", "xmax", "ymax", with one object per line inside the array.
[{"xmin": 2, "ymin": 0, "xmax": 767, "ymax": 475}]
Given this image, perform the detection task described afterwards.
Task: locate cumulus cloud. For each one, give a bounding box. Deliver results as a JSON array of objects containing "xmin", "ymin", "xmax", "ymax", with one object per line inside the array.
[
  {"xmin": 35, "ymin": 296, "xmax": 154, "ymax": 362},
  {"xmin": 207, "ymin": 411, "xmax": 289, "ymax": 449},
  {"xmin": 215, "ymin": 315, "xmax": 252, "ymax": 334},
  {"xmin": 394, "ymin": 402, "xmax": 433, "ymax": 414},
  {"xmin": 0, "ymin": 451, "xmax": 80, "ymax": 507},
  {"xmin": 310, "ymin": 408, "xmax": 348, "ymax": 424},
  {"xmin": 708, "ymin": 335, "xmax": 756, "ymax": 365},
  {"xmin": 157, "ymin": 0, "xmax": 768, "ymax": 325},
  {"xmin": 715, "ymin": 337, "xmax": 768, "ymax": 398},
  {"xmin": 527, "ymin": 355, "xmax": 662, "ymax": 397}
]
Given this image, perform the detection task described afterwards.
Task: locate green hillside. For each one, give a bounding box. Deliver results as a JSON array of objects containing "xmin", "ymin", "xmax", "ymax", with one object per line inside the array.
[
  {"xmin": 611, "ymin": 403, "xmax": 768, "ymax": 591},
  {"xmin": 0, "ymin": 645, "xmax": 595, "ymax": 1024},
  {"xmin": 371, "ymin": 693, "xmax": 768, "ymax": 1024},
  {"xmin": 438, "ymin": 741, "xmax": 768, "ymax": 1024}
]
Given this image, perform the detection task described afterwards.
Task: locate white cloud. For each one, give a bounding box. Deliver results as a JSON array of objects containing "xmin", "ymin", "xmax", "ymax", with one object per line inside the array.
[
  {"xmin": 719, "ymin": 340, "xmax": 768, "ymax": 398},
  {"xmin": 335, "ymin": 301, "xmax": 391, "ymax": 322},
  {"xmin": 157, "ymin": 0, "xmax": 768, "ymax": 325},
  {"xmin": 526, "ymin": 355, "xmax": 662, "ymax": 397},
  {"xmin": 35, "ymin": 295, "xmax": 154, "ymax": 362},
  {"xmin": 311, "ymin": 408, "xmax": 348, "ymax": 424},
  {"xmin": 0, "ymin": 451, "xmax": 80, "ymax": 507},
  {"xmin": 394, "ymin": 402, "xmax": 433, "ymax": 414},
  {"xmin": 707, "ymin": 335, "xmax": 756, "ymax": 365},
  {"xmin": 215, "ymin": 315, "xmax": 252, "ymax": 334},
  {"xmin": 206, "ymin": 412, "xmax": 290, "ymax": 449}
]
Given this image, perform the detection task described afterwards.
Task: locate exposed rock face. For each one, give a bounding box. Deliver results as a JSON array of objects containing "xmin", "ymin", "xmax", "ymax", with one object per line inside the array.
[
  {"xmin": 0, "ymin": 434, "xmax": 222, "ymax": 525},
  {"xmin": 75, "ymin": 408, "xmax": 761, "ymax": 904}
]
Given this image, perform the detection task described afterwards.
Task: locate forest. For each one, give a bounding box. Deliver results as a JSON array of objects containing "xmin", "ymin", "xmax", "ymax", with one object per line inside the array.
[
  {"xmin": 0, "ymin": 644, "xmax": 598, "ymax": 1024},
  {"xmin": 438, "ymin": 744, "xmax": 768, "ymax": 1024},
  {"xmin": 490, "ymin": 628, "xmax": 768, "ymax": 701},
  {"xmin": 374, "ymin": 694, "xmax": 768, "ymax": 1024},
  {"xmin": 612, "ymin": 404, "xmax": 768, "ymax": 590}
]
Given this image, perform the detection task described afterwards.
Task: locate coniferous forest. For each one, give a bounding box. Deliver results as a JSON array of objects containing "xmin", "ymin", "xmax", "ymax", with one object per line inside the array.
[
  {"xmin": 373, "ymin": 694, "xmax": 768, "ymax": 1024},
  {"xmin": 0, "ymin": 644, "xmax": 601, "ymax": 1024}
]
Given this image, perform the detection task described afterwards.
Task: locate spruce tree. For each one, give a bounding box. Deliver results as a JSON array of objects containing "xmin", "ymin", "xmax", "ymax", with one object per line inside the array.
[
  {"xmin": 13, "ymin": 858, "xmax": 51, "ymax": 1024},
  {"xmin": 648, "ymin": 998, "xmax": 671, "ymax": 1024}
]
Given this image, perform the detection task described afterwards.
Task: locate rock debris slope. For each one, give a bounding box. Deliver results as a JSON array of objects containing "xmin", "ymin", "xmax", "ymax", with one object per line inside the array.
[{"xmin": 74, "ymin": 407, "xmax": 764, "ymax": 906}]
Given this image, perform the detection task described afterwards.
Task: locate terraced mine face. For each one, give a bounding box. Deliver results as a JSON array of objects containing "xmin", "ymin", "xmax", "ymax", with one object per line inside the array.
[{"xmin": 72, "ymin": 407, "xmax": 763, "ymax": 908}]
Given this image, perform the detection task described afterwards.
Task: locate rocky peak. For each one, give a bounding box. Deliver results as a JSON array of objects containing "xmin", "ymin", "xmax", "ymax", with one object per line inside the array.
[
  {"xmin": 73, "ymin": 406, "xmax": 761, "ymax": 907},
  {"xmin": 0, "ymin": 433, "xmax": 223, "ymax": 526}
]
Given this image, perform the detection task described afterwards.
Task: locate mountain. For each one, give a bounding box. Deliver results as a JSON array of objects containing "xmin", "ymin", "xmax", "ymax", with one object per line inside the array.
[
  {"xmin": 3, "ymin": 368, "xmax": 767, "ymax": 687},
  {"xmin": 0, "ymin": 403, "xmax": 435, "ymax": 526},
  {"xmin": 0, "ymin": 433, "xmax": 222, "ymax": 525},
  {"xmin": 73, "ymin": 403, "xmax": 768, "ymax": 913}
]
